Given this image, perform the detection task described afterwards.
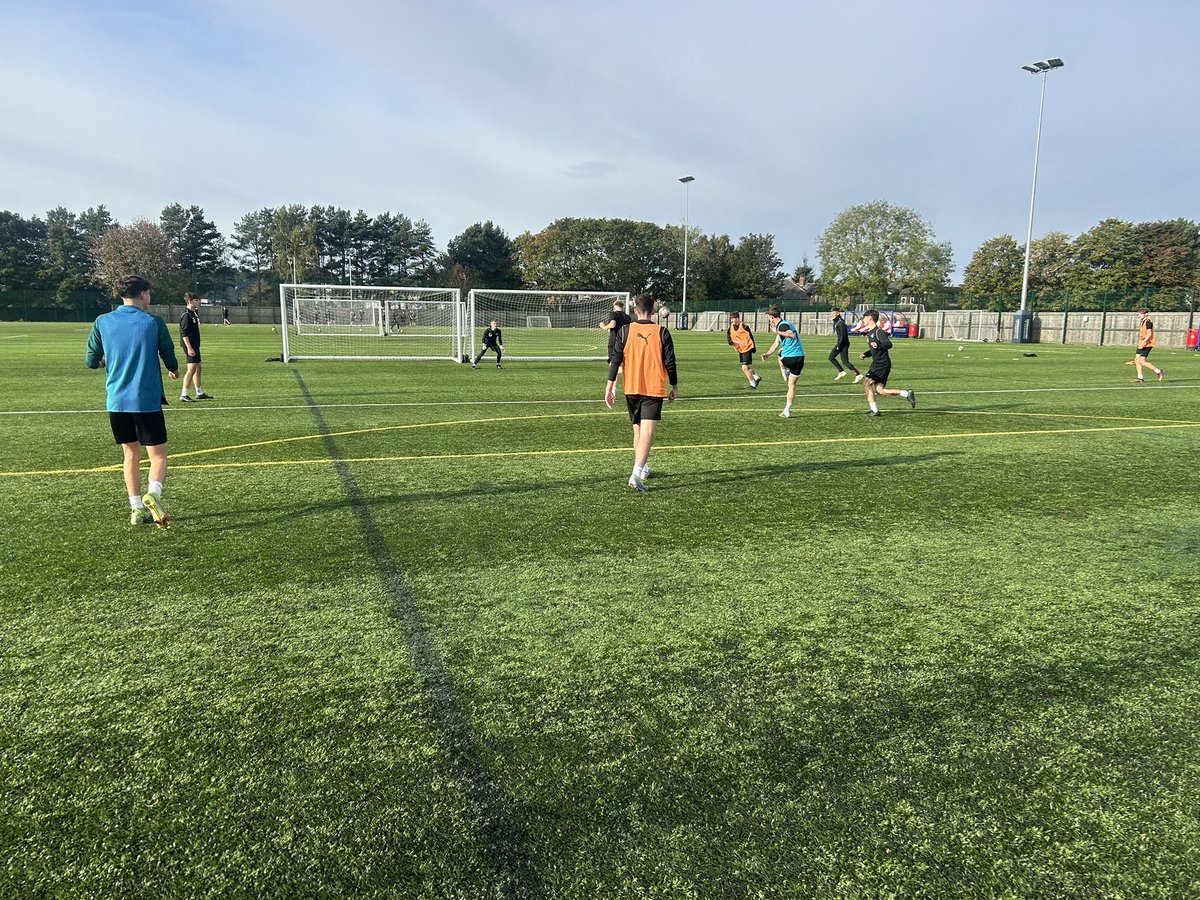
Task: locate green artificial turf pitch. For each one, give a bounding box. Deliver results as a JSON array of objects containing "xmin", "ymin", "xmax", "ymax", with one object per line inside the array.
[{"xmin": 2, "ymin": 321, "xmax": 1199, "ymax": 898}]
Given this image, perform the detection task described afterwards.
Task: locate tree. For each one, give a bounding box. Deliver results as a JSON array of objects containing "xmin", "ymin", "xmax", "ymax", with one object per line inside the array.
[
  {"xmin": 1135, "ymin": 219, "xmax": 1200, "ymax": 305},
  {"xmin": 792, "ymin": 257, "xmax": 816, "ymax": 284},
  {"xmin": 92, "ymin": 219, "xmax": 179, "ymax": 295},
  {"xmin": 1028, "ymin": 231, "xmax": 1073, "ymax": 298},
  {"xmin": 41, "ymin": 207, "xmax": 101, "ymax": 303},
  {"xmin": 445, "ymin": 221, "xmax": 519, "ymax": 289},
  {"xmin": 515, "ymin": 218, "xmax": 676, "ymax": 295},
  {"xmin": 160, "ymin": 204, "xmax": 226, "ymax": 288},
  {"xmin": 1066, "ymin": 218, "xmax": 1140, "ymax": 303},
  {"xmin": 817, "ymin": 200, "xmax": 953, "ymax": 297},
  {"xmin": 270, "ymin": 205, "xmax": 316, "ymax": 283},
  {"xmin": 231, "ymin": 208, "xmax": 275, "ymax": 303},
  {"xmin": 0, "ymin": 211, "xmax": 47, "ymax": 293},
  {"xmin": 727, "ymin": 233, "xmax": 784, "ymax": 299},
  {"xmin": 961, "ymin": 235, "xmax": 1024, "ymax": 301}
]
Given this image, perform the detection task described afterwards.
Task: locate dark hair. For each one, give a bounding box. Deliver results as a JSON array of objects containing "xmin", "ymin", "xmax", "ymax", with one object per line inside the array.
[
  {"xmin": 766, "ymin": 305, "xmax": 781, "ymax": 318},
  {"xmin": 118, "ymin": 276, "xmax": 150, "ymax": 299},
  {"xmin": 729, "ymin": 311, "xmax": 741, "ymax": 319},
  {"xmin": 184, "ymin": 292, "xmax": 200, "ymax": 302},
  {"xmin": 830, "ymin": 307, "xmax": 841, "ymax": 314},
  {"xmin": 863, "ymin": 308, "xmax": 880, "ymax": 322},
  {"xmin": 613, "ymin": 299, "xmax": 626, "ymax": 310},
  {"xmin": 1136, "ymin": 307, "xmax": 1149, "ymax": 315},
  {"xmin": 634, "ymin": 293, "xmax": 655, "ymax": 315}
]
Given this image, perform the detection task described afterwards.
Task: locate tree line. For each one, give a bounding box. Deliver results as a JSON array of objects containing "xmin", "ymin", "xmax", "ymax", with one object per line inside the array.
[
  {"xmin": 1, "ymin": 200, "xmax": 1196, "ymax": 315},
  {"xmin": 0, "ymin": 204, "xmax": 791, "ymax": 312},
  {"xmin": 959, "ymin": 218, "xmax": 1200, "ymax": 310}
]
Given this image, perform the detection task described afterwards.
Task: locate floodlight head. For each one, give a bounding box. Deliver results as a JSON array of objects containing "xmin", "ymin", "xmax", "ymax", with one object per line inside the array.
[
  {"xmin": 1035, "ymin": 60, "xmax": 1051, "ymax": 70},
  {"xmin": 1021, "ymin": 64, "xmax": 1040, "ymax": 73},
  {"xmin": 1047, "ymin": 58, "xmax": 1064, "ymax": 68},
  {"xmin": 679, "ymin": 175, "xmax": 695, "ymax": 184}
]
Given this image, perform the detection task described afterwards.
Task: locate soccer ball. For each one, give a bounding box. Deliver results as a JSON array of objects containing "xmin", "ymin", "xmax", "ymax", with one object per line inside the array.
[{"xmin": 957, "ymin": 345, "xmax": 964, "ymax": 351}]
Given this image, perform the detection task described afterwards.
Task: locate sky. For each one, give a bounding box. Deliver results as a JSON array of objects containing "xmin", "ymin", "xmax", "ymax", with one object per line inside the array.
[{"xmin": 2, "ymin": 0, "xmax": 1197, "ymax": 281}]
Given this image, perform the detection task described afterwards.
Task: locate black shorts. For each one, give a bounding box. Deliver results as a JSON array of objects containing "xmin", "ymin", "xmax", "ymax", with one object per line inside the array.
[
  {"xmin": 1136, "ymin": 347, "xmax": 1152, "ymax": 358},
  {"xmin": 109, "ymin": 410, "xmax": 168, "ymax": 447},
  {"xmin": 184, "ymin": 350, "xmax": 201, "ymax": 364},
  {"xmin": 866, "ymin": 364, "xmax": 891, "ymax": 387},
  {"xmin": 625, "ymin": 394, "xmax": 664, "ymax": 424},
  {"xmin": 780, "ymin": 356, "xmax": 805, "ymax": 377},
  {"xmin": 738, "ymin": 350, "xmax": 755, "ymax": 366}
]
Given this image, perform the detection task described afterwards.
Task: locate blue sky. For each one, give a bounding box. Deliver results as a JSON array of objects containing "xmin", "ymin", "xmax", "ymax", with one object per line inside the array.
[{"xmin": 2, "ymin": 0, "xmax": 1197, "ymax": 280}]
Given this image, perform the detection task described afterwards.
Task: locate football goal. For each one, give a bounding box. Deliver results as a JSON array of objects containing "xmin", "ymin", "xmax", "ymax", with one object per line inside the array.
[
  {"xmin": 468, "ymin": 290, "xmax": 631, "ymax": 361},
  {"xmin": 280, "ymin": 284, "xmax": 465, "ymax": 361}
]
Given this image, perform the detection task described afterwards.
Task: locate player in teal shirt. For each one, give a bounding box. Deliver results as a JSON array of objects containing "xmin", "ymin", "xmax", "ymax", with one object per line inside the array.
[
  {"xmin": 85, "ymin": 276, "xmax": 179, "ymax": 526},
  {"xmin": 761, "ymin": 305, "xmax": 806, "ymax": 418}
]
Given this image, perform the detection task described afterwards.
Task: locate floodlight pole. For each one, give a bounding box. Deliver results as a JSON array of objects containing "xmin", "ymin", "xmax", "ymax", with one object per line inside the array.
[
  {"xmin": 679, "ymin": 175, "xmax": 695, "ymax": 326},
  {"xmin": 1018, "ymin": 58, "xmax": 1063, "ymax": 314}
]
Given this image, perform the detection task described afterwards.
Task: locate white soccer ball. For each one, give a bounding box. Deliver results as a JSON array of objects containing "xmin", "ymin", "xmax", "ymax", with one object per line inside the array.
[{"xmin": 957, "ymin": 345, "xmax": 964, "ymax": 351}]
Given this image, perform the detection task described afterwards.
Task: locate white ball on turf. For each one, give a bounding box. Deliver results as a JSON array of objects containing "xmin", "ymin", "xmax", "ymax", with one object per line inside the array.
[{"xmin": 958, "ymin": 345, "xmax": 964, "ymax": 351}]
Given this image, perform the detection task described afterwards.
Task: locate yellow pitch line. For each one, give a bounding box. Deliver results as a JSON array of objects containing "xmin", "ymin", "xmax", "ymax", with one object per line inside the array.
[
  {"xmin": 164, "ymin": 405, "xmax": 1197, "ymax": 462},
  {"xmin": 6, "ymin": 421, "xmax": 1199, "ymax": 478}
]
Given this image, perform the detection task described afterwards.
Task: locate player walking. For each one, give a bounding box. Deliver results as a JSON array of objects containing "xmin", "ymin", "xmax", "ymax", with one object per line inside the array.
[
  {"xmin": 179, "ymin": 292, "xmax": 213, "ymax": 402},
  {"xmin": 828, "ymin": 308, "xmax": 862, "ymax": 383},
  {"xmin": 599, "ymin": 299, "xmax": 631, "ymax": 371},
  {"xmin": 85, "ymin": 275, "xmax": 180, "ymax": 526},
  {"xmin": 605, "ymin": 293, "xmax": 678, "ymax": 493},
  {"xmin": 1127, "ymin": 308, "xmax": 1164, "ymax": 383},
  {"xmin": 760, "ymin": 305, "xmax": 805, "ymax": 418},
  {"xmin": 857, "ymin": 309, "xmax": 916, "ymax": 416},
  {"xmin": 727, "ymin": 312, "xmax": 762, "ymax": 388},
  {"xmin": 473, "ymin": 320, "xmax": 504, "ymax": 368}
]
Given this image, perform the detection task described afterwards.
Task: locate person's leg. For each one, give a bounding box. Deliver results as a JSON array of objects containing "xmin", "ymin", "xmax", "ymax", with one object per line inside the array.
[
  {"xmin": 1133, "ymin": 353, "xmax": 1146, "ymax": 380},
  {"xmin": 122, "ymin": 441, "xmax": 143, "ymax": 499},
  {"xmin": 495, "ymin": 345, "xmax": 502, "ymax": 366},
  {"xmin": 181, "ymin": 363, "xmax": 196, "ymax": 397},
  {"xmin": 780, "ymin": 374, "xmax": 797, "ymax": 417},
  {"xmin": 865, "ymin": 378, "xmax": 879, "ymax": 414},
  {"xmin": 742, "ymin": 363, "xmax": 755, "ymax": 384},
  {"xmin": 634, "ymin": 419, "xmax": 657, "ymax": 470},
  {"xmin": 828, "ymin": 346, "xmax": 843, "ymax": 373},
  {"xmin": 146, "ymin": 442, "xmax": 168, "ymax": 488},
  {"xmin": 841, "ymin": 348, "xmax": 860, "ymax": 375}
]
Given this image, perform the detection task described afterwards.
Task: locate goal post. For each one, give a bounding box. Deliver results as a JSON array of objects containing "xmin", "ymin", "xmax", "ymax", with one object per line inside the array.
[
  {"xmin": 468, "ymin": 289, "xmax": 631, "ymax": 362},
  {"xmin": 280, "ymin": 284, "xmax": 465, "ymax": 361}
]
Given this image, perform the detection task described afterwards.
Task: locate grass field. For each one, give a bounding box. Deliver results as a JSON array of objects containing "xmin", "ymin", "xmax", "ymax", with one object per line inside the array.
[{"xmin": 2, "ymin": 320, "xmax": 1199, "ymax": 899}]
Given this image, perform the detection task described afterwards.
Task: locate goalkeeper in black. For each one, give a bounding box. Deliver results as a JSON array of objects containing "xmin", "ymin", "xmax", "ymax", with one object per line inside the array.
[
  {"xmin": 472, "ymin": 320, "xmax": 504, "ymax": 368},
  {"xmin": 828, "ymin": 308, "xmax": 862, "ymax": 383}
]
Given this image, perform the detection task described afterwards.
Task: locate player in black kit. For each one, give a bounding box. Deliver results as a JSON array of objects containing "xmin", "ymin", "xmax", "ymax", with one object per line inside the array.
[
  {"xmin": 828, "ymin": 308, "xmax": 862, "ymax": 383},
  {"xmin": 473, "ymin": 320, "xmax": 504, "ymax": 368},
  {"xmin": 858, "ymin": 309, "xmax": 916, "ymax": 416}
]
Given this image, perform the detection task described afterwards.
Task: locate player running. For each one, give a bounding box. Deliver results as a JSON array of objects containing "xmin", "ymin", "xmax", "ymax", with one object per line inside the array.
[
  {"xmin": 605, "ymin": 293, "xmax": 679, "ymax": 493},
  {"xmin": 857, "ymin": 309, "xmax": 916, "ymax": 417},
  {"xmin": 179, "ymin": 292, "xmax": 214, "ymax": 402},
  {"xmin": 726, "ymin": 311, "xmax": 762, "ymax": 389},
  {"xmin": 472, "ymin": 320, "xmax": 504, "ymax": 368},
  {"xmin": 760, "ymin": 305, "xmax": 805, "ymax": 418},
  {"xmin": 828, "ymin": 308, "xmax": 862, "ymax": 383}
]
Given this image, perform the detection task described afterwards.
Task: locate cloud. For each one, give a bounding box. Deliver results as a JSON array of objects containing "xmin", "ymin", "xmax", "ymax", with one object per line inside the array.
[{"xmin": 565, "ymin": 161, "xmax": 619, "ymax": 180}]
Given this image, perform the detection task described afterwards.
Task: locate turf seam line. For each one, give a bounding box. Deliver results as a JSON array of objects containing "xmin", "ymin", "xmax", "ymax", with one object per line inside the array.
[
  {"xmin": 292, "ymin": 369, "xmax": 544, "ymax": 900},
  {"xmin": 5, "ymin": 380, "xmax": 1198, "ymax": 416}
]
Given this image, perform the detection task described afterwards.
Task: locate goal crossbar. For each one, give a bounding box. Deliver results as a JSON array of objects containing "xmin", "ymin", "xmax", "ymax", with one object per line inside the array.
[{"xmin": 468, "ymin": 289, "xmax": 631, "ymax": 362}]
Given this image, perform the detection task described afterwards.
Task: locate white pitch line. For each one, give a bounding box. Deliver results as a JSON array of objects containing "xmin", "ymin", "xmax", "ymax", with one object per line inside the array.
[{"xmin": 2, "ymin": 380, "xmax": 1197, "ymax": 416}]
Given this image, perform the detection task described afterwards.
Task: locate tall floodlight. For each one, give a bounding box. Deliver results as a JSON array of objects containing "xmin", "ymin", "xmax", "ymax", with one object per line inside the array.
[
  {"xmin": 679, "ymin": 176, "xmax": 695, "ymax": 327},
  {"xmin": 1018, "ymin": 58, "xmax": 1064, "ymax": 317}
]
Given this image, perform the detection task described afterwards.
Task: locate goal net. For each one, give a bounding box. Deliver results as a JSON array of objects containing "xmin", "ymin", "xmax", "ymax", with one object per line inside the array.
[
  {"xmin": 280, "ymin": 284, "xmax": 465, "ymax": 361},
  {"xmin": 934, "ymin": 309, "xmax": 1003, "ymax": 343},
  {"xmin": 468, "ymin": 290, "xmax": 631, "ymax": 361},
  {"xmin": 691, "ymin": 311, "xmax": 730, "ymax": 332}
]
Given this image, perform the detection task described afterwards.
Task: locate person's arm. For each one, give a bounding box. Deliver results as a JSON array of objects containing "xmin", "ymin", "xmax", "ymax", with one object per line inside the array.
[
  {"xmin": 605, "ymin": 325, "xmax": 628, "ymax": 407},
  {"xmin": 661, "ymin": 328, "xmax": 679, "ymax": 401},
  {"xmin": 158, "ymin": 317, "xmax": 180, "ymax": 377},
  {"xmin": 777, "ymin": 323, "xmax": 798, "ymax": 339},
  {"xmin": 761, "ymin": 329, "xmax": 781, "ymax": 360},
  {"xmin": 85, "ymin": 322, "xmax": 104, "ymax": 369},
  {"xmin": 1142, "ymin": 321, "xmax": 1154, "ymax": 348},
  {"xmin": 496, "ymin": 328, "xmax": 503, "ymax": 350},
  {"xmin": 179, "ymin": 314, "xmax": 195, "ymax": 357},
  {"xmin": 875, "ymin": 330, "xmax": 893, "ymax": 352},
  {"xmin": 726, "ymin": 326, "xmax": 734, "ymax": 346}
]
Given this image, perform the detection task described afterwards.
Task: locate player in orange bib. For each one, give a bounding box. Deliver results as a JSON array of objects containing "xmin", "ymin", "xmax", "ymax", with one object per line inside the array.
[
  {"xmin": 605, "ymin": 293, "xmax": 679, "ymax": 493},
  {"xmin": 726, "ymin": 311, "xmax": 762, "ymax": 389},
  {"xmin": 1125, "ymin": 308, "xmax": 1164, "ymax": 383}
]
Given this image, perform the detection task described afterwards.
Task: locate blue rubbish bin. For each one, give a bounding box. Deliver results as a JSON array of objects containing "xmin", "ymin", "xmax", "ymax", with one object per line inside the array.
[
  {"xmin": 679, "ymin": 312, "xmax": 689, "ymax": 330},
  {"xmin": 1012, "ymin": 310, "xmax": 1032, "ymax": 344}
]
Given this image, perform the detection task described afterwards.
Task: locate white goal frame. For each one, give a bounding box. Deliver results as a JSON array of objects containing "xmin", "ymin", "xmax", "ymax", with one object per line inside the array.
[
  {"xmin": 468, "ymin": 289, "xmax": 631, "ymax": 362},
  {"xmin": 280, "ymin": 284, "xmax": 465, "ymax": 362}
]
